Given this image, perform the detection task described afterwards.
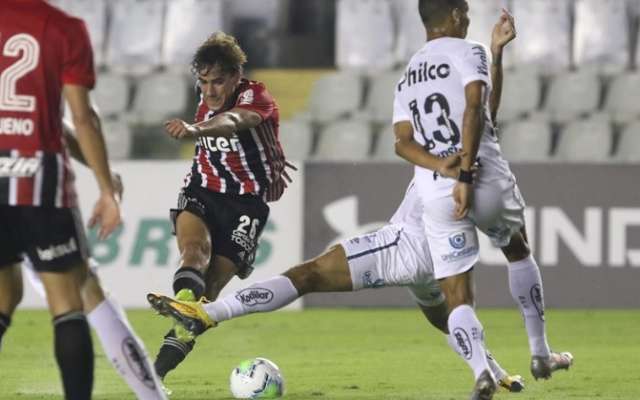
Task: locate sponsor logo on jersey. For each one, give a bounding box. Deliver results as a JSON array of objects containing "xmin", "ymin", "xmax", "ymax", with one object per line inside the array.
[
  {"xmin": 0, "ymin": 117, "xmax": 34, "ymax": 136},
  {"xmin": 449, "ymin": 233, "xmax": 466, "ymax": 249},
  {"xmin": 122, "ymin": 337, "xmax": 156, "ymax": 389},
  {"xmin": 36, "ymin": 237, "xmax": 78, "ymax": 261},
  {"xmin": 231, "ymin": 228, "xmax": 255, "ymax": 253},
  {"xmin": 198, "ymin": 136, "xmax": 241, "ymax": 153},
  {"xmin": 0, "ymin": 156, "xmax": 41, "ymax": 177},
  {"xmin": 397, "ymin": 62, "xmax": 451, "ymax": 91},
  {"xmin": 238, "ymin": 89, "xmax": 254, "ymax": 105},
  {"xmin": 235, "ymin": 288, "xmax": 274, "ymax": 306},
  {"xmin": 453, "ymin": 327, "xmax": 473, "ymax": 360}
]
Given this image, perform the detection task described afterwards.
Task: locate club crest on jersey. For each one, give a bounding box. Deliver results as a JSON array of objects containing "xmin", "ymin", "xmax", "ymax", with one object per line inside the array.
[
  {"xmin": 198, "ymin": 136, "xmax": 240, "ymax": 153},
  {"xmin": 449, "ymin": 233, "xmax": 466, "ymax": 249},
  {"xmin": 238, "ymin": 89, "xmax": 254, "ymax": 105},
  {"xmin": 0, "ymin": 157, "xmax": 41, "ymax": 177}
]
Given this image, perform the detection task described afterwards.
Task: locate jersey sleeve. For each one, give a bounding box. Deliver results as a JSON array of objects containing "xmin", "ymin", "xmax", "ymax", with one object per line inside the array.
[
  {"xmin": 455, "ymin": 42, "xmax": 491, "ymax": 88},
  {"xmin": 234, "ymin": 84, "xmax": 275, "ymax": 121},
  {"xmin": 61, "ymin": 19, "xmax": 96, "ymax": 89},
  {"xmin": 392, "ymin": 93, "xmax": 411, "ymax": 123}
]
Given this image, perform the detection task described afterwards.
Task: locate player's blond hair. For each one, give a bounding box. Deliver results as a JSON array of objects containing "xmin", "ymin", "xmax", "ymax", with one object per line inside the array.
[{"xmin": 191, "ymin": 32, "xmax": 247, "ymax": 75}]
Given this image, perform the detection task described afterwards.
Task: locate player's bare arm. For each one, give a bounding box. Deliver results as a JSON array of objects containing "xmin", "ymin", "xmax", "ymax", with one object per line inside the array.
[
  {"xmin": 490, "ymin": 8, "xmax": 516, "ymax": 124},
  {"xmin": 453, "ymin": 81, "xmax": 486, "ymax": 219},
  {"xmin": 164, "ymin": 108, "xmax": 262, "ymax": 140},
  {"xmin": 394, "ymin": 121, "xmax": 467, "ymax": 179},
  {"xmin": 63, "ymin": 84, "xmax": 121, "ymax": 239},
  {"xmin": 62, "ymin": 120, "xmax": 123, "ymax": 201}
]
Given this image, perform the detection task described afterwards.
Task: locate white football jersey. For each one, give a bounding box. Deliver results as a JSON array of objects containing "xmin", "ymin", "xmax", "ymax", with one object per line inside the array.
[
  {"xmin": 392, "ymin": 37, "xmax": 512, "ymax": 201},
  {"xmin": 389, "ymin": 179, "xmax": 423, "ymax": 234}
]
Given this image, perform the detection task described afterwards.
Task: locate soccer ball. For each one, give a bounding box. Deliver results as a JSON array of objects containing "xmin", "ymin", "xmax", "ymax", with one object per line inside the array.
[{"xmin": 229, "ymin": 357, "xmax": 285, "ymax": 399}]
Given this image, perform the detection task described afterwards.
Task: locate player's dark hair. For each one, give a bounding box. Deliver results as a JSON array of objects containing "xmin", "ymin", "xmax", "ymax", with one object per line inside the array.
[
  {"xmin": 191, "ymin": 31, "xmax": 247, "ymax": 75},
  {"xmin": 418, "ymin": 0, "xmax": 466, "ymax": 28}
]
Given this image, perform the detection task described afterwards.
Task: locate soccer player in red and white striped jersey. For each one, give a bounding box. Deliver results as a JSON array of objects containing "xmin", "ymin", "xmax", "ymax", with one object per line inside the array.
[
  {"xmin": 0, "ymin": 1, "xmax": 120, "ymax": 398},
  {"xmin": 153, "ymin": 32, "xmax": 292, "ymax": 382}
]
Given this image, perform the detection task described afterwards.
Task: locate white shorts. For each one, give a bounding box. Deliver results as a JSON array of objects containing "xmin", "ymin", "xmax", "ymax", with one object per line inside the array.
[
  {"xmin": 422, "ymin": 177, "xmax": 525, "ymax": 280},
  {"xmin": 340, "ymin": 225, "xmax": 444, "ymax": 307}
]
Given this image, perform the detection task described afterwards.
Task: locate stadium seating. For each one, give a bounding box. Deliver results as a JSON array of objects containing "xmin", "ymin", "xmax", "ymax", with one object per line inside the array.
[
  {"xmin": 511, "ymin": 0, "xmax": 572, "ymax": 73},
  {"xmin": 554, "ymin": 114, "xmax": 613, "ymax": 162},
  {"xmin": 162, "ymin": 0, "xmax": 224, "ymax": 71},
  {"xmin": 574, "ymin": 0, "xmax": 631, "ymax": 74},
  {"xmin": 604, "ymin": 72, "xmax": 640, "ymax": 124},
  {"xmin": 50, "ymin": 0, "xmax": 107, "ymax": 66},
  {"xmin": 372, "ymin": 124, "xmax": 398, "ymax": 161},
  {"xmin": 307, "ymin": 71, "xmax": 364, "ymax": 124},
  {"xmin": 92, "ymin": 72, "xmax": 130, "ymax": 118},
  {"xmin": 614, "ymin": 120, "xmax": 640, "ymax": 162},
  {"xmin": 279, "ymin": 120, "xmax": 314, "ymax": 161},
  {"xmin": 500, "ymin": 119, "xmax": 553, "ymax": 162},
  {"xmin": 130, "ymin": 72, "xmax": 190, "ymax": 125},
  {"xmin": 466, "ymin": 0, "xmax": 507, "ymax": 51},
  {"xmin": 544, "ymin": 70, "xmax": 601, "ymax": 124},
  {"xmin": 315, "ymin": 120, "xmax": 372, "ymax": 161},
  {"xmin": 336, "ymin": 0, "xmax": 396, "ymax": 70},
  {"xmin": 393, "ymin": 0, "xmax": 426, "ymax": 64},
  {"xmin": 363, "ymin": 69, "xmax": 403, "ymax": 125},
  {"xmin": 102, "ymin": 118, "xmax": 132, "ymax": 160},
  {"xmin": 106, "ymin": 0, "xmax": 164, "ymax": 75},
  {"xmin": 498, "ymin": 67, "xmax": 542, "ymax": 123}
]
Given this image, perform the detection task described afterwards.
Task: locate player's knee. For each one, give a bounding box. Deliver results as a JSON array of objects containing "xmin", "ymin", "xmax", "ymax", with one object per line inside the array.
[
  {"xmin": 179, "ymin": 237, "xmax": 211, "ymax": 268},
  {"xmin": 502, "ymin": 232, "xmax": 531, "ymax": 262}
]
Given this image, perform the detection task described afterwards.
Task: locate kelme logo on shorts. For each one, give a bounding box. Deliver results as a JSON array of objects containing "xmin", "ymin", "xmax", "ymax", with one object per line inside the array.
[
  {"xmin": 449, "ymin": 233, "xmax": 466, "ymax": 249},
  {"xmin": 453, "ymin": 327, "xmax": 473, "ymax": 360},
  {"xmin": 236, "ymin": 288, "xmax": 274, "ymax": 306}
]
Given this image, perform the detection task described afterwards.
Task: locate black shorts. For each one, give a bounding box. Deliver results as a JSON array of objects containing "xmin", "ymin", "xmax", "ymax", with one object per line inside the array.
[
  {"xmin": 170, "ymin": 186, "xmax": 270, "ymax": 279},
  {"xmin": 0, "ymin": 206, "xmax": 89, "ymax": 272}
]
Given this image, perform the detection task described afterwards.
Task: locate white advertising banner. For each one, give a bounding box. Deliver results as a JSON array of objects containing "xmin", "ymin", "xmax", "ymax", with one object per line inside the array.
[{"xmin": 20, "ymin": 160, "xmax": 304, "ymax": 309}]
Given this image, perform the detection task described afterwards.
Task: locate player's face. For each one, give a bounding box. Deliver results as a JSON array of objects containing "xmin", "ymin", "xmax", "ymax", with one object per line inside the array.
[
  {"xmin": 197, "ymin": 66, "xmax": 240, "ymax": 111},
  {"xmin": 452, "ymin": 1, "xmax": 470, "ymax": 39}
]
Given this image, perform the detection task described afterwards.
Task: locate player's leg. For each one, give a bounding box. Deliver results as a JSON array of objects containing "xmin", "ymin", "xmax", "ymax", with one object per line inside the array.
[
  {"xmin": 39, "ymin": 263, "xmax": 94, "ymax": 400},
  {"xmin": 502, "ymin": 227, "xmax": 572, "ymax": 379},
  {"xmin": 173, "ymin": 210, "xmax": 211, "ymax": 299},
  {"xmin": 153, "ymin": 254, "xmax": 237, "ymax": 380},
  {"xmin": 82, "ymin": 271, "xmax": 167, "ymax": 399},
  {"xmin": 0, "ymin": 263, "xmax": 22, "ymax": 350}
]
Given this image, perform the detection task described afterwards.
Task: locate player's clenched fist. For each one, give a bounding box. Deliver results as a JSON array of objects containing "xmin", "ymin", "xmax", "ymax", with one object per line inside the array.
[{"xmin": 165, "ymin": 118, "xmax": 198, "ymax": 139}]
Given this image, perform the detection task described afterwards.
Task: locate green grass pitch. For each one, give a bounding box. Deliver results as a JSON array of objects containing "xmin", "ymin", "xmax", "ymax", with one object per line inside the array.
[{"xmin": 1, "ymin": 309, "xmax": 639, "ymax": 399}]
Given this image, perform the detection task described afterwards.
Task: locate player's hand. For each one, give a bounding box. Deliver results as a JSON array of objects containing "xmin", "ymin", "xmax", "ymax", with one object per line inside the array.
[
  {"xmin": 88, "ymin": 192, "xmax": 122, "ymax": 240},
  {"xmin": 165, "ymin": 119, "xmax": 198, "ymax": 139},
  {"xmin": 111, "ymin": 170, "xmax": 123, "ymax": 202},
  {"xmin": 491, "ymin": 8, "xmax": 516, "ymax": 54},
  {"xmin": 453, "ymin": 182, "xmax": 473, "ymax": 220},
  {"xmin": 437, "ymin": 151, "xmax": 467, "ymax": 179}
]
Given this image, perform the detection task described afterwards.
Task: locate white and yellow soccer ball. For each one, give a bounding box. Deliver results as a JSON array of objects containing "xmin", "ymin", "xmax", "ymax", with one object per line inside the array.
[{"xmin": 229, "ymin": 357, "xmax": 285, "ymax": 399}]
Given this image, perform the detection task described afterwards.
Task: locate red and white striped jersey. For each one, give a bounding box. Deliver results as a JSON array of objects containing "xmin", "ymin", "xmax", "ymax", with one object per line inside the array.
[
  {"xmin": 0, "ymin": 0, "xmax": 95, "ymax": 207},
  {"xmin": 184, "ymin": 79, "xmax": 287, "ymax": 202}
]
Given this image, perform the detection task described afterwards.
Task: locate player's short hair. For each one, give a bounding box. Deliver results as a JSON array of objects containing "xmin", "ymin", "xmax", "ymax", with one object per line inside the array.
[
  {"xmin": 191, "ymin": 32, "xmax": 247, "ymax": 75},
  {"xmin": 418, "ymin": 0, "xmax": 466, "ymax": 28}
]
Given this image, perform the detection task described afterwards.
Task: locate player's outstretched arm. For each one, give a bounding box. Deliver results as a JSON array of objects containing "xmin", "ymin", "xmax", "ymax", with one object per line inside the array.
[
  {"xmin": 164, "ymin": 108, "xmax": 261, "ymax": 139},
  {"xmin": 63, "ymin": 84, "xmax": 121, "ymax": 239},
  {"xmin": 490, "ymin": 8, "xmax": 516, "ymax": 124}
]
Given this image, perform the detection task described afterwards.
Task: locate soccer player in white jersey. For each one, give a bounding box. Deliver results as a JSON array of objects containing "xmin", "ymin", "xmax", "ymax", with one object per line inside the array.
[
  {"xmin": 147, "ymin": 158, "xmax": 525, "ymax": 393},
  {"xmin": 391, "ymin": 1, "xmax": 572, "ymax": 399}
]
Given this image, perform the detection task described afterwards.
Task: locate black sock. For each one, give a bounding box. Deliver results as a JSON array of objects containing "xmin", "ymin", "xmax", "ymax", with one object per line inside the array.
[
  {"xmin": 53, "ymin": 312, "xmax": 94, "ymax": 400},
  {"xmin": 154, "ymin": 329, "xmax": 195, "ymax": 379},
  {"xmin": 173, "ymin": 267, "xmax": 205, "ymax": 298},
  {"xmin": 0, "ymin": 312, "xmax": 10, "ymax": 350}
]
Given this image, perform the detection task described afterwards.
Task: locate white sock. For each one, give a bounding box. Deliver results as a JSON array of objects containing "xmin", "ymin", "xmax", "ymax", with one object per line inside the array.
[
  {"xmin": 448, "ymin": 305, "xmax": 494, "ymax": 380},
  {"xmin": 88, "ymin": 298, "xmax": 167, "ymax": 400},
  {"xmin": 508, "ymin": 255, "xmax": 551, "ymax": 357},
  {"xmin": 446, "ymin": 334, "xmax": 506, "ymax": 381},
  {"xmin": 204, "ymin": 276, "xmax": 299, "ymax": 322}
]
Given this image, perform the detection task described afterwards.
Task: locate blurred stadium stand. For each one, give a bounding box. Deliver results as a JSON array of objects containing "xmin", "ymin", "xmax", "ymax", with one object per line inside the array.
[{"xmin": 51, "ymin": 0, "xmax": 640, "ymax": 163}]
